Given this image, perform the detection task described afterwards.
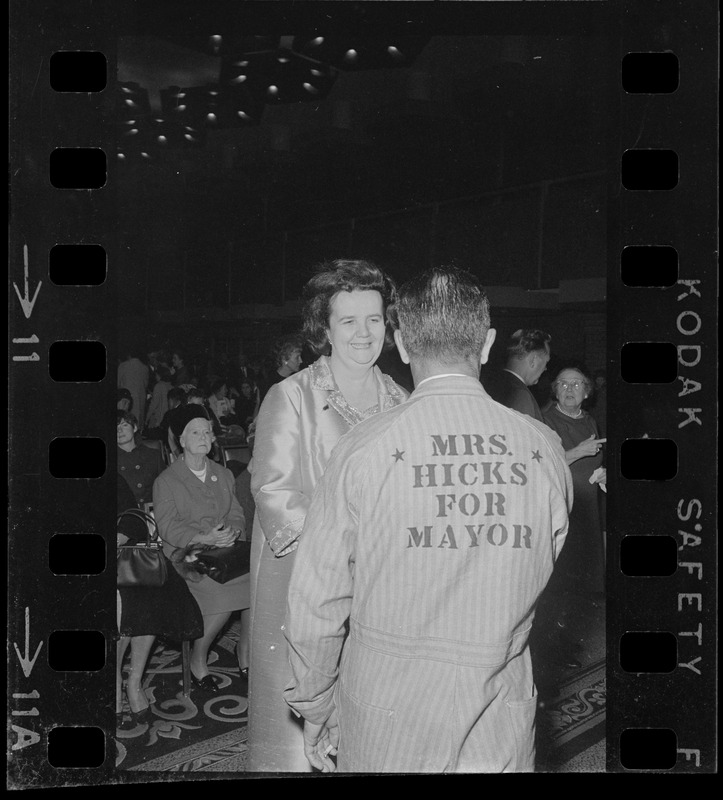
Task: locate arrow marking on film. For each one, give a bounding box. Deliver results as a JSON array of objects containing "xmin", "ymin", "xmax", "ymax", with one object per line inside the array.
[
  {"xmin": 13, "ymin": 607, "xmax": 44, "ymax": 679},
  {"xmin": 13, "ymin": 244, "xmax": 42, "ymax": 319}
]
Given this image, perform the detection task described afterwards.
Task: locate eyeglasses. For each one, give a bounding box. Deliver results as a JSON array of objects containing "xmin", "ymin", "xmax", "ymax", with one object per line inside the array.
[{"xmin": 558, "ymin": 381, "xmax": 583, "ymax": 390}]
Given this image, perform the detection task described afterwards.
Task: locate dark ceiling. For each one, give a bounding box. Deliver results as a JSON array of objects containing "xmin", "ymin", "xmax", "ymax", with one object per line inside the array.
[
  {"xmin": 117, "ymin": 30, "xmax": 610, "ymax": 224},
  {"xmin": 105, "ymin": 3, "xmax": 614, "ymax": 315}
]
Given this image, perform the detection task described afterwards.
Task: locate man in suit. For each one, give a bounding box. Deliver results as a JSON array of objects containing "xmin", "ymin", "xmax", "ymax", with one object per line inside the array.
[
  {"xmin": 485, "ymin": 330, "xmax": 583, "ymax": 670},
  {"xmin": 283, "ymin": 267, "xmax": 572, "ymax": 773},
  {"xmin": 483, "ymin": 329, "xmax": 551, "ymax": 422}
]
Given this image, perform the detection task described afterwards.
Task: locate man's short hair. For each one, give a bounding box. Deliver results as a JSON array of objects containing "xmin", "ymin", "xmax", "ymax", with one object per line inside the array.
[
  {"xmin": 506, "ymin": 329, "xmax": 551, "ymax": 360},
  {"xmin": 393, "ymin": 266, "xmax": 491, "ymax": 361}
]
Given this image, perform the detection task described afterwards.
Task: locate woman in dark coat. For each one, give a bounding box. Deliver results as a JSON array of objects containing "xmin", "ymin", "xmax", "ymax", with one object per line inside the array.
[
  {"xmin": 542, "ymin": 366, "xmax": 607, "ymax": 594},
  {"xmin": 117, "ymin": 411, "xmax": 164, "ymax": 504},
  {"xmin": 116, "ymin": 475, "xmax": 203, "ymax": 728}
]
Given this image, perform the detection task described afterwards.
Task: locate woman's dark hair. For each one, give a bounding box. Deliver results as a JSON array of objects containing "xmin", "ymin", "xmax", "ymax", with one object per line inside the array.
[
  {"xmin": 117, "ymin": 410, "xmax": 138, "ymax": 427},
  {"xmin": 210, "ymin": 378, "xmax": 227, "ymax": 396},
  {"xmin": 155, "ymin": 364, "xmax": 173, "ymax": 383},
  {"xmin": 301, "ymin": 259, "xmax": 398, "ymax": 355}
]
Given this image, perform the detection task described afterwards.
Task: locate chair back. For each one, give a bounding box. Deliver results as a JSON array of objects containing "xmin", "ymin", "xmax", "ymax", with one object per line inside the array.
[{"xmin": 159, "ymin": 439, "xmax": 176, "ymax": 465}]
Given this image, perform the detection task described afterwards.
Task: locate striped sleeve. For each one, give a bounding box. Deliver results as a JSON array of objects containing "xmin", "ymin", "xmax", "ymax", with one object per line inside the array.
[{"xmin": 282, "ymin": 443, "xmax": 359, "ymax": 725}]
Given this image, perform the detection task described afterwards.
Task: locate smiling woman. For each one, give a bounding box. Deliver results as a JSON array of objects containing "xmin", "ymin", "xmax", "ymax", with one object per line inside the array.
[
  {"xmin": 329, "ymin": 291, "xmax": 385, "ymax": 358},
  {"xmin": 247, "ymin": 259, "xmax": 408, "ymax": 772}
]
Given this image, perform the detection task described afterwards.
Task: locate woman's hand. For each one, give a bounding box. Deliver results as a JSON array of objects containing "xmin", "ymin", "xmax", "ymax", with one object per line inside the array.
[
  {"xmin": 590, "ymin": 467, "xmax": 607, "ymax": 486},
  {"xmin": 566, "ymin": 435, "xmax": 606, "ymax": 465},
  {"xmin": 207, "ymin": 523, "xmax": 237, "ymax": 548},
  {"xmin": 191, "ymin": 523, "xmax": 237, "ymax": 549}
]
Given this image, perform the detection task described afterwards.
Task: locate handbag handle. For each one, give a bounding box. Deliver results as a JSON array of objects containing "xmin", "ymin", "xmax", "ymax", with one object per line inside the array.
[{"xmin": 116, "ymin": 508, "xmax": 160, "ymax": 544}]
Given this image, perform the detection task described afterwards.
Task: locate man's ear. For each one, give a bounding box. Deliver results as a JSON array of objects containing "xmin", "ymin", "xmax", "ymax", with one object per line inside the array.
[
  {"xmin": 394, "ymin": 329, "xmax": 411, "ymax": 365},
  {"xmin": 479, "ymin": 328, "xmax": 497, "ymax": 366}
]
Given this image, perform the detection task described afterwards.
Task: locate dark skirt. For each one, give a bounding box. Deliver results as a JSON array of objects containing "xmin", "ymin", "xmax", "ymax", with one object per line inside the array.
[
  {"xmin": 546, "ymin": 481, "xmax": 605, "ymax": 594},
  {"xmin": 118, "ymin": 563, "xmax": 204, "ymax": 640}
]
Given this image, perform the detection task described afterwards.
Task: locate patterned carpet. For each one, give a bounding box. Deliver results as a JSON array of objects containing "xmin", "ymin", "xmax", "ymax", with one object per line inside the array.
[
  {"xmin": 536, "ymin": 660, "xmax": 606, "ymax": 771},
  {"xmin": 114, "ymin": 623, "xmax": 249, "ymax": 772},
  {"xmin": 115, "ymin": 596, "xmax": 605, "ymax": 773},
  {"xmin": 534, "ymin": 591, "xmax": 606, "ymax": 772}
]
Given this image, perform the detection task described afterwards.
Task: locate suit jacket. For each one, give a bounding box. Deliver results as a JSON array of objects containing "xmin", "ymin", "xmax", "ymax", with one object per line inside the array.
[
  {"xmin": 153, "ymin": 456, "xmax": 245, "ymax": 559},
  {"xmin": 483, "ymin": 369, "xmax": 545, "ymax": 422}
]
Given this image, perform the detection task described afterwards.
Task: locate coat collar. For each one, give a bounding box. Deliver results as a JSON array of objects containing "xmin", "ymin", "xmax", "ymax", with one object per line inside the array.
[
  {"xmin": 411, "ymin": 374, "xmax": 490, "ymax": 398},
  {"xmin": 308, "ymin": 355, "xmax": 406, "ymax": 426},
  {"xmin": 170, "ymin": 455, "xmax": 224, "ymax": 486}
]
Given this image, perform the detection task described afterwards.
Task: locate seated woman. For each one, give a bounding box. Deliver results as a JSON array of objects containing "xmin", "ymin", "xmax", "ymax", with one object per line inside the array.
[
  {"xmin": 153, "ymin": 407, "xmax": 251, "ymax": 695},
  {"xmin": 207, "ymin": 379, "xmax": 239, "ymax": 426},
  {"xmin": 232, "ymin": 379, "xmax": 259, "ymax": 434},
  {"xmin": 116, "ymin": 474, "xmax": 203, "ymax": 728},
  {"xmin": 117, "ymin": 411, "xmax": 165, "ymax": 505}
]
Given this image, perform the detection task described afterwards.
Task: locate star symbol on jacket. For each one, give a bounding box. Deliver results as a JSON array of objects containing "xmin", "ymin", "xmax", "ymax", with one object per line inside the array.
[
  {"xmin": 532, "ymin": 450, "xmax": 542, "ymax": 462},
  {"xmin": 392, "ymin": 449, "xmax": 405, "ymax": 462}
]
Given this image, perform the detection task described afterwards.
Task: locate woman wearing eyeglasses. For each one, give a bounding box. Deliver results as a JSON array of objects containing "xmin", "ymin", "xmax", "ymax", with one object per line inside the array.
[{"xmin": 543, "ymin": 366, "xmax": 606, "ymax": 597}]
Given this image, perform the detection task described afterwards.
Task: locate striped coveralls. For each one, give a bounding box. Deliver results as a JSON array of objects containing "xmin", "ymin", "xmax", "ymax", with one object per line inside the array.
[{"xmin": 284, "ymin": 376, "xmax": 572, "ymax": 773}]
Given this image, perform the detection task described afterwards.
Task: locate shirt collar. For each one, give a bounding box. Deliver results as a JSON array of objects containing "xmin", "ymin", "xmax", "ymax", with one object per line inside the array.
[{"xmin": 503, "ymin": 368, "xmax": 527, "ymax": 385}]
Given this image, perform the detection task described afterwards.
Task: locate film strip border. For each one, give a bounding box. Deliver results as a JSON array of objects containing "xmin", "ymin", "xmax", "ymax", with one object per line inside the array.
[
  {"xmin": 8, "ymin": 0, "xmax": 119, "ymax": 783},
  {"xmin": 610, "ymin": 0, "xmax": 718, "ymax": 773},
  {"xmin": 7, "ymin": 0, "xmax": 718, "ymax": 783}
]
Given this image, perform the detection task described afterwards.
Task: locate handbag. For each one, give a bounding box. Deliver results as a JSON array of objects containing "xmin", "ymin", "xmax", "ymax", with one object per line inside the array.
[
  {"xmin": 117, "ymin": 508, "xmax": 169, "ymax": 588},
  {"xmin": 192, "ymin": 540, "xmax": 251, "ymax": 584}
]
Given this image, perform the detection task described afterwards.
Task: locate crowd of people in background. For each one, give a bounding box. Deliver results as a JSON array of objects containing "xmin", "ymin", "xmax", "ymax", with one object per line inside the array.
[
  {"xmin": 115, "ymin": 335, "xmax": 305, "ymax": 728},
  {"xmin": 117, "ymin": 336, "xmax": 309, "ymax": 451},
  {"xmin": 115, "ymin": 260, "xmax": 606, "ymax": 774}
]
